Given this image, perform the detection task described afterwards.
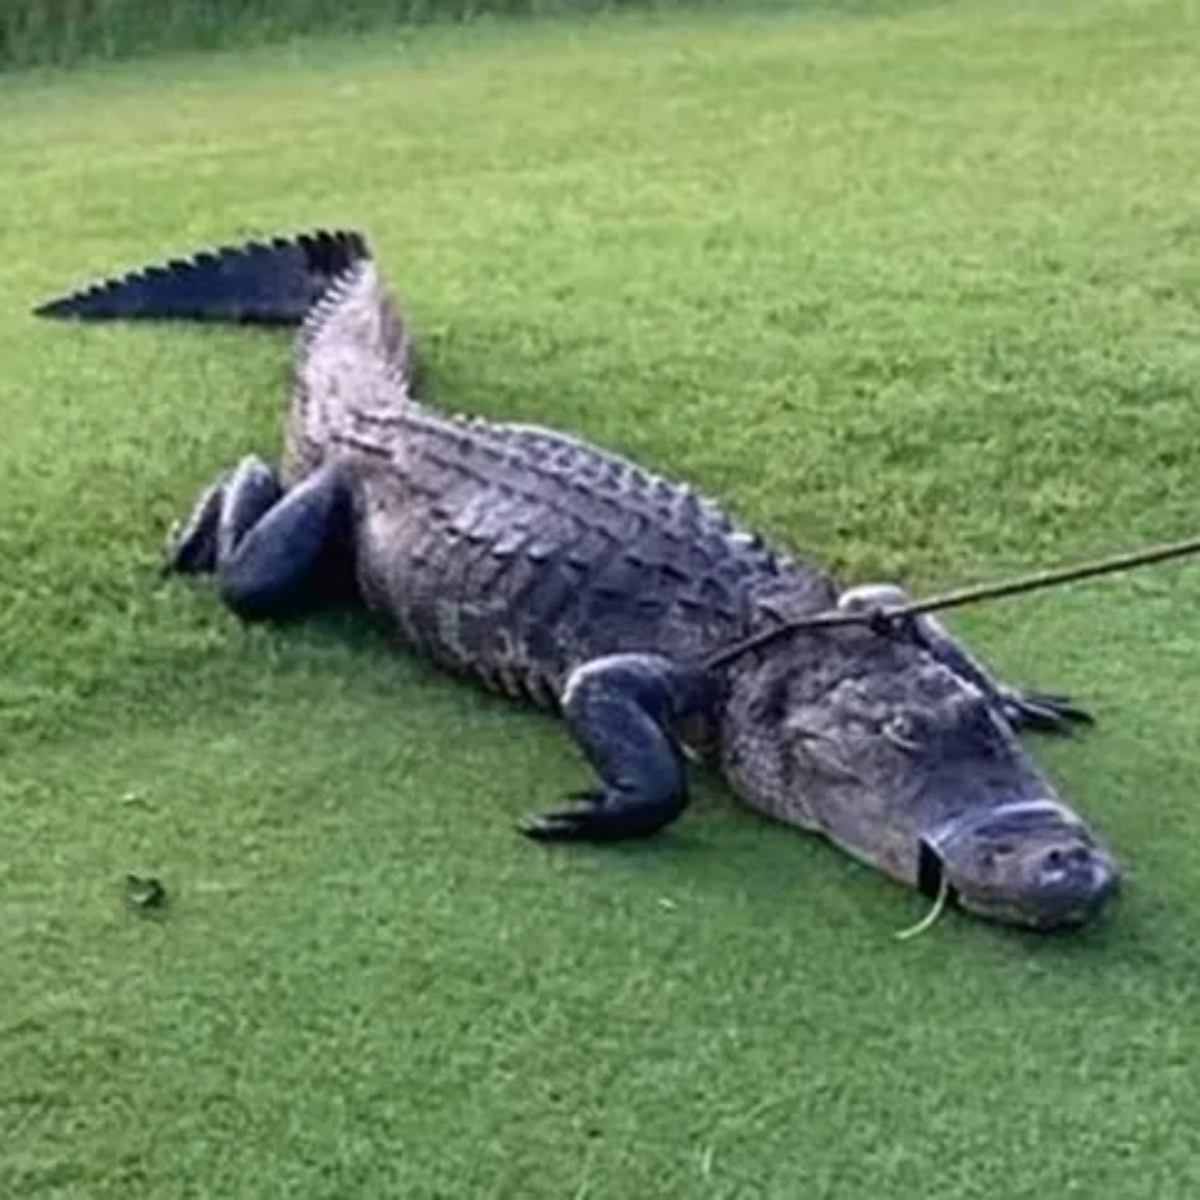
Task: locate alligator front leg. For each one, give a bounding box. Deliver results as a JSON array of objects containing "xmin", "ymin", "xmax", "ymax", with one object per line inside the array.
[
  {"xmin": 839, "ymin": 583, "xmax": 1093, "ymax": 734},
  {"xmin": 164, "ymin": 455, "xmax": 353, "ymax": 619},
  {"xmin": 521, "ymin": 653, "xmax": 718, "ymax": 843}
]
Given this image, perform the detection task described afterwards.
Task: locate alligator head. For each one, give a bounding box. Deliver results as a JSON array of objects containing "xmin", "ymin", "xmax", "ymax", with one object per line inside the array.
[{"xmin": 719, "ymin": 617, "xmax": 1119, "ymax": 931}]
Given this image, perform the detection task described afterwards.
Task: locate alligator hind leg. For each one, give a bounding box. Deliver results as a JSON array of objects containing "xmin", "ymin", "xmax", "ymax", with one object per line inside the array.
[
  {"xmin": 164, "ymin": 456, "xmax": 353, "ymax": 620},
  {"xmin": 839, "ymin": 583, "xmax": 1094, "ymax": 734},
  {"xmin": 165, "ymin": 471, "xmax": 233, "ymax": 576},
  {"xmin": 521, "ymin": 653, "xmax": 718, "ymax": 843}
]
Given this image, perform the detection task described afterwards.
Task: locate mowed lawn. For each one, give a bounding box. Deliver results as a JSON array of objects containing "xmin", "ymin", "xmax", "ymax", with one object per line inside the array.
[{"xmin": 4, "ymin": 0, "xmax": 1200, "ymax": 1194}]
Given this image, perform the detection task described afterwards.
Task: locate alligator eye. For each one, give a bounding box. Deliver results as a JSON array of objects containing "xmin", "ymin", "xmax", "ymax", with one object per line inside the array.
[{"xmin": 882, "ymin": 713, "xmax": 920, "ymax": 752}]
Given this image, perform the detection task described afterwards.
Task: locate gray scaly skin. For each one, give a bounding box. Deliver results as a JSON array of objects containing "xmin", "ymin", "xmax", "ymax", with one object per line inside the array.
[{"xmin": 36, "ymin": 231, "xmax": 1121, "ymax": 931}]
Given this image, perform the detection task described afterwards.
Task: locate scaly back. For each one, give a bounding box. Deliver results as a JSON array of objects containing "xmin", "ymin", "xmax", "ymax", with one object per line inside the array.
[{"xmin": 285, "ymin": 251, "xmax": 421, "ymax": 483}]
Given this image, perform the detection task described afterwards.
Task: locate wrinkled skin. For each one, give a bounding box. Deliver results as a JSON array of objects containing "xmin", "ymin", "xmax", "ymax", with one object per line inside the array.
[{"xmin": 720, "ymin": 617, "xmax": 1120, "ymax": 930}]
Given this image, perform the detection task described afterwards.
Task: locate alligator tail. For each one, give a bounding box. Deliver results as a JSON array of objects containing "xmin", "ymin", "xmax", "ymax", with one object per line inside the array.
[{"xmin": 33, "ymin": 230, "xmax": 371, "ymax": 326}]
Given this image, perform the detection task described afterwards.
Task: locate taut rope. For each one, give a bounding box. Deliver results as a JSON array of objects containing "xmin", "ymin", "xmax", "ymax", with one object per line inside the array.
[{"xmin": 704, "ymin": 532, "xmax": 1200, "ymax": 671}]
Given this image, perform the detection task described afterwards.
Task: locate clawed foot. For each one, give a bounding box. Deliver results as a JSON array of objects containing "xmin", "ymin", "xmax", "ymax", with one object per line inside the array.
[
  {"xmin": 158, "ymin": 458, "xmax": 351, "ymax": 620},
  {"xmin": 520, "ymin": 788, "xmax": 687, "ymax": 843},
  {"xmin": 839, "ymin": 584, "xmax": 1100, "ymax": 739},
  {"xmin": 999, "ymin": 687, "xmax": 1094, "ymax": 735},
  {"xmin": 162, "ymin": 474, "xmax": 229, "ymax": 576}
]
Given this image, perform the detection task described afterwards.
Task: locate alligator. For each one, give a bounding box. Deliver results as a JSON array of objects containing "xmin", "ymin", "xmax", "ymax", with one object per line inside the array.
[{"xmin": 36, "ymin": 230, "xmax": 1121, "ymax": 931}]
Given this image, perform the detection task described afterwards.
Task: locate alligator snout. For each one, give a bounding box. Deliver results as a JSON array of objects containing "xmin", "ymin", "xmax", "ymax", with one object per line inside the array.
[
  {"xmin": 1029, "ymin": 843, "xmax": 1121, "ymax": 927},
  {"xmin": 924, "ymin": 798, "xmax": 1121, "ymax": 930}
]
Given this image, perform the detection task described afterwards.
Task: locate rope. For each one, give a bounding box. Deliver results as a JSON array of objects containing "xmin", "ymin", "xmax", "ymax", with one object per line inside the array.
[
  {"xmin": 894, "ymin": 872, "xmax": 951, "ymax": 941},
  {"xmin": 703, "ymin": 531, "xmax": 1200, "ymax": 671}
]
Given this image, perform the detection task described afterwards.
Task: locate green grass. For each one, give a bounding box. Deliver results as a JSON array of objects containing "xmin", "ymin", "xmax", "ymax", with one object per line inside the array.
[
  {"xmin": 0, "ymin": 0, "xmax": 628, "ymax": 72},
  {"xmin": 4, "ymin": 0, "xmax": 1200, "ymax": 1194},
  {"xmin": 0, "ymin": 0, "xmax": 906, "ymax": 71}
]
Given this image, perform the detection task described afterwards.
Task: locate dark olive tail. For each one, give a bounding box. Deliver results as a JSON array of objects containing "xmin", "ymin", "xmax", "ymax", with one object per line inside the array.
[{"xmin": 33, "ymin": 229, "xmax": 371, "ymax": 326}]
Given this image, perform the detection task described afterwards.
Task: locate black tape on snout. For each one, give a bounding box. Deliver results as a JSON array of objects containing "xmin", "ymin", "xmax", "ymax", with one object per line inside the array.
[{"xmin": 917, "ymin": 839, "xmax": 946, "ymax": 900}]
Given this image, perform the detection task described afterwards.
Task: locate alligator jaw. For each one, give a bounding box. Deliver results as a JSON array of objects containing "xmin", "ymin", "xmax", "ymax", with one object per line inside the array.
[{"xmin": 920, "ymin": 799, "xmax": 1121, "ymax": 930}]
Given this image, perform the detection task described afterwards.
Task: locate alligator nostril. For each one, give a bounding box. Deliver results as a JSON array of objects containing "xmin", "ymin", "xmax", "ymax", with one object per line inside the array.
[{"xmin": 1035, "ymin": 845, "xmax": 1120, "ymax": 918}]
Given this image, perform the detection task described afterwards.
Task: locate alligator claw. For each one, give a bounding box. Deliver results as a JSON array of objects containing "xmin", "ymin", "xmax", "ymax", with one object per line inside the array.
[
  {"xmin": 163, "ymin": 474, "xmax": 229, "ymax": 576},
  {"xmin": 858, "ymin": 600, "xmax": 1097, "ymax": 741},
  {"xmin": 1001, "ymin": 688, "xmax": 1094, "ymax": 735},
  {"xmin": 520, "ymin": 789, "xmax": 684, "ymax": 843}
]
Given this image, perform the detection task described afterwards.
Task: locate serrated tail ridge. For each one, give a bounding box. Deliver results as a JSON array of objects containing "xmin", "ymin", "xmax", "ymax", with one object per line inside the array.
[{"xmin": 33, "ymin": 229, "xmax": 372, "ymax": 325}]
